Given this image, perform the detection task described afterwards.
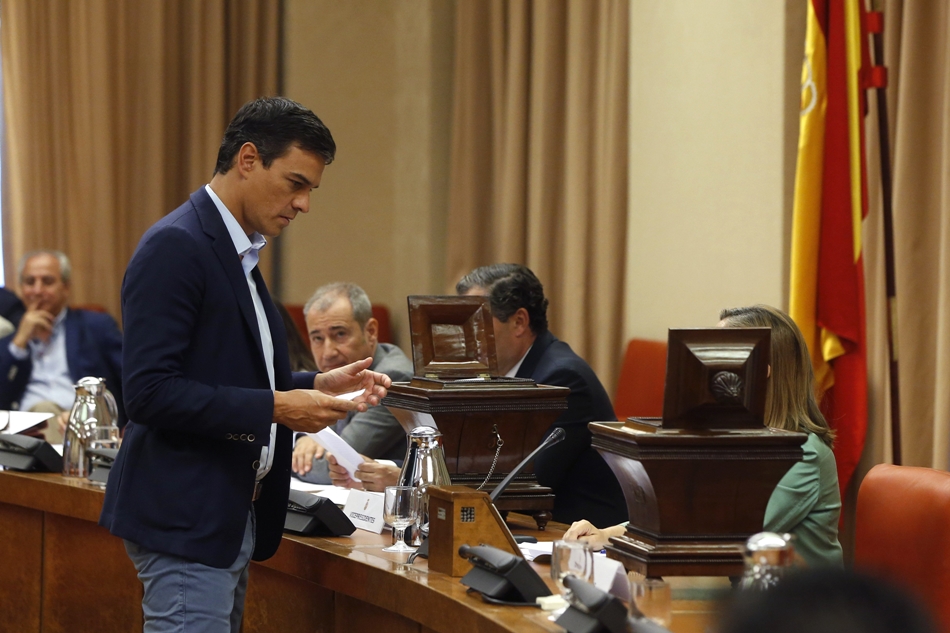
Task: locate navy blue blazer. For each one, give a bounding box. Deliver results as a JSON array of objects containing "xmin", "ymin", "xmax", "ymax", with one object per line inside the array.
[
  {"xmin": 100, "ymin": 188, "xmax": 315, "ymax": 568},
  {"xmin": 519, "ymin": 330, "xmax": 627, "ymax": 527},
  {"xmin": 0, "ymin": 308, "xmax": 125, "ymax": 425}
]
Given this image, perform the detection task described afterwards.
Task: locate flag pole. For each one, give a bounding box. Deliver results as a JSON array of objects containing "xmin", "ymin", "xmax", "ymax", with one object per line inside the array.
[{"xmin": 867, "ymin": 3, "xmax": 901, "ymax": 465}]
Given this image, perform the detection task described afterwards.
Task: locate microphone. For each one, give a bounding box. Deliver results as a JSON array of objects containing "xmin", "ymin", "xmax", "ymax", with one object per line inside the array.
[
  {"xmin": 408, "ymin": 427, "xmax": 566, "ymax": 564},
  {"xmin": 489, "ymin": 426, "xmax": 565, "ymax": 502}
]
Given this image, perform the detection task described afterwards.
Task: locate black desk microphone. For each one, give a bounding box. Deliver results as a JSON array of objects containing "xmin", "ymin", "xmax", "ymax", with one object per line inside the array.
[{"xmin": 408, "ymin": 427, "xmax": 566, "ymax": 563}]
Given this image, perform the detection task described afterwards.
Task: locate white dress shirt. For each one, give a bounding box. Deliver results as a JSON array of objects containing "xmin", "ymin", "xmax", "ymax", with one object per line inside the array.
[
  {"xmin": 9, "ymin": 308, "xmax": 75, "ymax": 411},
  {"xmin": 205, "ymin": 184, "xmax": 278, "ymax": 481}
]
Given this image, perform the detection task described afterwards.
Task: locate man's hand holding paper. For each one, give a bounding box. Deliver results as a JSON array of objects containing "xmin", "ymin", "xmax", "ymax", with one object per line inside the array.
[{"xmin": 312, "ymin": 356, "xmax": 391, "ymax": 411}]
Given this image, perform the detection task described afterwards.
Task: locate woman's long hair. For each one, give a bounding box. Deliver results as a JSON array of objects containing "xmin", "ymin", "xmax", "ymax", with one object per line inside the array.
[{"xmin": 719, "ymin": 305, "xmax": 834, "ymax": 447}]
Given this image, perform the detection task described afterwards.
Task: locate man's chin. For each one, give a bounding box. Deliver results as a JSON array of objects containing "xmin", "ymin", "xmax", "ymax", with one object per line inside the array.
[{"xmin": 319, "ymin": 362, "xmax": 348, "ymax": 373}]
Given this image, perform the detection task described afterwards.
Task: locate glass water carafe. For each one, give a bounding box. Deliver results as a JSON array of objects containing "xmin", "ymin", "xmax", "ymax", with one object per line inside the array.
[
  {"xmin": 738, "ymin": 532, "xmax": 796, "ymax": 591},
  {"xmin": 397, "ymin": 426, "xmax": 451, "ymax": 542},
  {"xmin": 62, "ymin": 376, "xmax": 119, "ymax": 478}
]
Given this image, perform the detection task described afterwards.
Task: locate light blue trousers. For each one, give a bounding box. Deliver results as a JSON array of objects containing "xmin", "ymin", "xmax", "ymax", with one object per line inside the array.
[{"xmin": 124, "ymin": 511, "xmax": 255, "ymax": 633}]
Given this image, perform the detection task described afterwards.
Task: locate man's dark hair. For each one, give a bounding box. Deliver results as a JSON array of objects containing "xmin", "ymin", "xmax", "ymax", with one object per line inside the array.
[
  {"xmin": 719, "ymin": 568, "xmax": 936, "ymax": 633},
  {"xmin": 456, "ymin": 263, "xmax": 549, "ymax": 334},
  {"xmin": 214, "ymin": 97, "xmax": 336, "ymax": 175}
]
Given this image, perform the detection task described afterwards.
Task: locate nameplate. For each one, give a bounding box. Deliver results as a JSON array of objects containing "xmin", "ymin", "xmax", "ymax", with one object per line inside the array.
[{"xmin": 343, "ymin": 489, "xmax": 385, "ymax": 534}]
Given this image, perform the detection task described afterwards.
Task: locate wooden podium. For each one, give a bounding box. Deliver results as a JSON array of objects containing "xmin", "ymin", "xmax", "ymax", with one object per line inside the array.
[
  {"xmin": 591, "ymin": 327, "xmax": 807, "ymax": 577},
  {"xmin": 382, "ymin": 296, "xmax": 569, "ymax": 529}
]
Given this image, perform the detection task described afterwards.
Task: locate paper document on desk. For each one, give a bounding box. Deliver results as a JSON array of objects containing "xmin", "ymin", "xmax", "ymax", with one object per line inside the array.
[
  {"xmin": 519, "ymin": 540, "xmax": 553, "ymax": 562},
  {"xmin": 0, "ymin": 411, "xmax": 54, "ymax": 435},
  {"xmin": 288, "ymin": 478, "xmax": 352, "ymax": 505},
  {"xmin": 308, "ymin": 427, "xmax": 364, "ymax": 481}
]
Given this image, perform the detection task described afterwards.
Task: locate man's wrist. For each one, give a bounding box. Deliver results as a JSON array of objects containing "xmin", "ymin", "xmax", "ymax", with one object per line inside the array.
[{"xmin": 7, "ymin": 340, "xmax": 29, "ymax": 360}]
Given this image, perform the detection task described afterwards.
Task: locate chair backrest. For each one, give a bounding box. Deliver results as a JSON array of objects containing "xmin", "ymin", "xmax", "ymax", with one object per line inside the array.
[
  {"xmin": 613, "ymin": 338, "xmax": 667, "ymax": 420},
  {"xmin": 855, "ymin": 463, "xmax": 950, "ymax": 632},
  {"xmin": 284, "ymin": 303, "xmax": 394, "ymax": 347}
]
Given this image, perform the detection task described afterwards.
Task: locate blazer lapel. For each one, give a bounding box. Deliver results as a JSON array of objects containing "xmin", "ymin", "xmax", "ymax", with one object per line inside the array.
[
  {"xmin": 192, "ymin": 189, "xmax": 266, "ymax": 369},
  {"xmin": 515, "ymin": 330, "xmax": 556, "ymax": 380}
]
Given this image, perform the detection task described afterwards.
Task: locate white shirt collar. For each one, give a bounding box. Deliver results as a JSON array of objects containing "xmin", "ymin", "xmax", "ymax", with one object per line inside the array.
[
  {"xmin": 204, "ymin": 185, "xmax": 267, "ymax": 267},
  {"xmin": 505, "ymin": 345, "xmax": 532, "ymax": 378}
]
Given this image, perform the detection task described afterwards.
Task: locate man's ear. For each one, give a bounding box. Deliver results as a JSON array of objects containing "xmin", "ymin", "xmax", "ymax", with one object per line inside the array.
[
  {"xmin": 363, "ymin": 317, "xmax": 379, "ymax": 345},
  {"xmin": 236, "ymin": 142, "xmax": 261, "ymax": 175},
  {"xmin": 513, "ymin": 307, "xmax": 531, "ymax": 337}
]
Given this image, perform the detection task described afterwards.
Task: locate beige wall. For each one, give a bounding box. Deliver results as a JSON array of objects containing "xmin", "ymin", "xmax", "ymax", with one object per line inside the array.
[
  {"xmin": 281, "ymin": 0, "xmax": 454, "ymax": 348},
  {"xmin": 282, "ymin": 0, "xmax": 807, "ymax": 354},
  {"xmin": 624, "ymin": 0, "xmax": 806, "ymax": 340}
]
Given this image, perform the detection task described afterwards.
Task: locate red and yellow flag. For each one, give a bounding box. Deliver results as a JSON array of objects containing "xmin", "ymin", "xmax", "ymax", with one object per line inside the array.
[{"xmin": 790, "ymin": 0, "xmax": 870, "ymax": 499}]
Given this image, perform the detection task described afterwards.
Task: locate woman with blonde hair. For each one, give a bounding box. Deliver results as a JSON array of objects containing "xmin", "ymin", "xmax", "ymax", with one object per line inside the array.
[{"xmin": 565, "ymin": 305, "xmax": 843, "ymax": 567}]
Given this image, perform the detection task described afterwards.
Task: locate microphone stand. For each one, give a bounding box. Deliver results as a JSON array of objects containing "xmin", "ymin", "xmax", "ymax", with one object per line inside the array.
[{"xmin": 409, "ymin": 427, "xmax": 566, "ymax": 563}]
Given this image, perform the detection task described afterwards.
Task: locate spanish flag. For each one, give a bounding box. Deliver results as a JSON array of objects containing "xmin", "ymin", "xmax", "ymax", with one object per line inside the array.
[{"xmin": 789, "ymin": 0, "xmax": 870, "ymax": 499}]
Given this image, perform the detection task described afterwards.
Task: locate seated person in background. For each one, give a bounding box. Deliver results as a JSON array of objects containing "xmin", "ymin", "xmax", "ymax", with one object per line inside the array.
[
  {"xmin": 0, "ymin": 287, "xmax": 25, "ymax": 338},
  {"xmin": 332, "ymin": 264, "xmax": 627, "ymax": 528},
  {"xmin": 0, "ymin": 251, "xmax": 124, "ymax": 443},
  {"xmin": 565, "ymin": 305, "xmax": 843, "ymax": 568},
  {"xmin": 275, "ymin": 301, "xmax": 318, "ymax": 372},
  {"xmin": 292, "ymin": 282, "xmax": 412, "ymax": 484}
]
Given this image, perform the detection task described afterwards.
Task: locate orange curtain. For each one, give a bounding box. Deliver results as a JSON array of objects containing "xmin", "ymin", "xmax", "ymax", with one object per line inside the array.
[
  {"xmin": 446, "ymin": 0, "xmax": 629, "ymax": 391},
  {"xmin": 1, "ymin": 0, "xmax": 280, "ymax": 318}
]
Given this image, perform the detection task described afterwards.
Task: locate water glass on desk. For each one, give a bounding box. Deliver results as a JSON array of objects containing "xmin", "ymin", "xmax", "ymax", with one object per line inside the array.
[
  {"xmin": 628, "ymin": 572, "xmax": 672, "ymax": 627},
  {"xmin": 551, "ymin": 540, "xmax": 595, "ymax": 595},
  {"xmin": 383, "ymin": 486, "xmax": 419, "ymax": 553}
]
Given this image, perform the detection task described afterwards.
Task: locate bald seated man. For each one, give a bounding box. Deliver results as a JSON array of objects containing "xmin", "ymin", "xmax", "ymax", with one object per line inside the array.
[
  {"xmin": 292, "ymin": 282, "xmax": 412, "ymax": 484},
  {"xmin": 0, "ymin": 250, "xmax": 124, "ymax": 442}
]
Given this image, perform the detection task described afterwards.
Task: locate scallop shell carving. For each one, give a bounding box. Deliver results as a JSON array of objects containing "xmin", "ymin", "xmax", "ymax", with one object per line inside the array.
[{"xmin": 711, "ymin": 371, "xmax": 743, "ymax": 404}]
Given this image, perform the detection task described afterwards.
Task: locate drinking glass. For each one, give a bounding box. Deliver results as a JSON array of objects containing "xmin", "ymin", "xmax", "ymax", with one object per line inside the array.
[
  {"xmin": 550, "ymin": 540, "xmax": 595, "ymax": 595},
  {"xmin": 382, "ymin": 486, "xmax": 419, "ymax": 553},
  {"xmin": 628, "ymin": 572, "xmax": 672, "ymax": 627}
]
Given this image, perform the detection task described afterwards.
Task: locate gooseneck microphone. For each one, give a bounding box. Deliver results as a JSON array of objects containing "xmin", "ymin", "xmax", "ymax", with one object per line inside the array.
[
  {"xmin": 408, "ymin": 427, "xmax": 566, "ymax": 564},
  {"xmin": 489, "ymin": 426, "xmax": 566, "ymax": 502}
]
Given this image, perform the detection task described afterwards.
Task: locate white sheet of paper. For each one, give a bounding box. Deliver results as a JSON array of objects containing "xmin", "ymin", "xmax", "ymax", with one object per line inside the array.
[
  {"xmin": 0, "ymin": 410, "xmax": 54, "ymax": 435},
  {"xmin": 593, "ymin": 553, "xmax": 629, "ymax": 600},
  {"xmin": 309, "ymin": 427, "xmax": 364, "ymax": 481},
  {"xmin": 288, "ymin": 479, "xmax": 352, "ymax": 506},
  {"xmin": 519, "ymin": 540, "xmax": 554, "ymax": 562},
  {"xmin": 336, "ymin": 389, "xmax": 364, "ymax": 401}
]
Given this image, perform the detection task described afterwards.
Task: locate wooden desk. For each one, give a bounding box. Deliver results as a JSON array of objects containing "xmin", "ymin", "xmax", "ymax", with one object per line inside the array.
[{"xmin": 0, "ymin": 471, "xmax": 720, "ymax": 633}]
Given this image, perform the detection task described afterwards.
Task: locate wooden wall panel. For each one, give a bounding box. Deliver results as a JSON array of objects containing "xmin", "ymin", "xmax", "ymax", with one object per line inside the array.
[
  {"xmin": 0, "ymin": 502, "xmax": 42, "ymax": 633},
  {"xmin": 335, "ymin": 593, "xmax": 419, "ymax": 633},
  {"xmin": 40, "ymin": 514, "xmax": 142, "ymax": 633},
  {"xmin": 244, "ymin": 565, "xmax": 335, "ymax": 633}
]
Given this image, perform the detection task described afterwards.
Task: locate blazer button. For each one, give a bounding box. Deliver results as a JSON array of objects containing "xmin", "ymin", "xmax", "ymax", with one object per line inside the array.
[
  {"xmin": 252, "ymin": 460, "xmax": 261, "ymax": 470},
  {"xmin": 225, "ymin": 433, "xmax": 233, "ymax": 440},
  {"xmin": 240, "ymin": 434, "xmax": 248, "ymax": 441},
  {"xmin": 247, "ymin": 434, "xmax": 256, "ymax": 443}
]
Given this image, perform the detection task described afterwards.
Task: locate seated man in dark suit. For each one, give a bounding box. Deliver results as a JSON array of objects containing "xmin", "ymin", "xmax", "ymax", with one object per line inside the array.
[
  {"xmin": 330, "ymin": 264, "xmax": 626, "ymax": 527},
  {"xmin": 292, "ymin": 282, "xmax": 412, "ymax": 483},
  {"xmin": 0, "ymin": 250, "xmax": 123, "ymax": 441},
  {"xmin": 456, "ymin": 264, "xmax": 626, "ymax": 526}
]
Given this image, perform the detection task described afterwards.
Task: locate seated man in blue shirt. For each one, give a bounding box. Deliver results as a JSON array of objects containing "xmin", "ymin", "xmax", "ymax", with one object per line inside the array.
[
  {"xmin": 0, "ymin": 250, "xmax": 124, "ymax": 441},
  {"xmin": 291, "ymin": 282, "xmax": 412, "ymax": 483}
]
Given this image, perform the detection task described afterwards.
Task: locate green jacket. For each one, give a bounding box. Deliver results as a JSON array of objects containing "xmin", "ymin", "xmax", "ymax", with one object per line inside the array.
[{"xmin": 764, "ymin": 432, "xmax": 844, "ymax": 567}]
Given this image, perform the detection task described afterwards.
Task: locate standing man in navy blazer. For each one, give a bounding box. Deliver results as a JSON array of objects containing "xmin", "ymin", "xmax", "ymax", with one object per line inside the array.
[
  {"xmin": 0, "ymin": 250, "xmax": 124, "ymax": 440},
  {"xmin": 100, "ymin": 97, "xmax": 391, "ymax": 633},
  {"xmin": 456, "ymin": 264, "xmax": 627, "ymax": 528}
]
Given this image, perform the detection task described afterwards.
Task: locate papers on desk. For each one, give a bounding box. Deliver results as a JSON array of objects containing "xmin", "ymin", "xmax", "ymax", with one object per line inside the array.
[
  {"xmin": 520, "ymin": 540, "xmax": 553, "ymax": 562},
  {"xmin": 307, "ymin": 427, "xmax": 364, "ymax": 481},
  {"xmin": 288, "ymin": 478, "xmax": 352, "ymax": 506},
  {"xmin": 518, "ymin": 541, "xmax": 629, "ymax": 600},
  {"xmin": 0, "ymin": 410, "xmax": 54, "ymax": 435}
]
